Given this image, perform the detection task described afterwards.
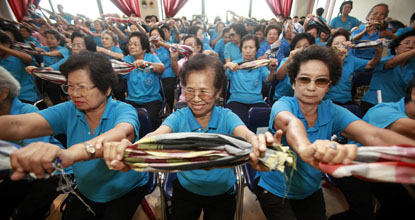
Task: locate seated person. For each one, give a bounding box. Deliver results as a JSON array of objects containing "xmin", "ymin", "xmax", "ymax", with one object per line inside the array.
[{"xmin": 224, "ymin": 23, "xmax": 248, "ymax": 63}]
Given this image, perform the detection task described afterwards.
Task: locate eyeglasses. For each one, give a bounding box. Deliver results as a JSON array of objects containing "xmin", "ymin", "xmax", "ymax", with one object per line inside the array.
[
  {"xmin": 61, "ymin": 84, "xmax": 96, "ymax": 95},
  {"xmin": 295, "ymin": 76, "xmax": 331, "ymax": 88},
  {"xmin": 184, "ymin": 89, "xmax": 215, "ymax": 101},
  {"xmin": 229, "ymin": 33, "xmax": 235, "ymax": 37}
]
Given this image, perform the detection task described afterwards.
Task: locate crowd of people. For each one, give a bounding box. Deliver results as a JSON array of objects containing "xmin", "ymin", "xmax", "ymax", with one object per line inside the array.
[{"xmin": 0, "ymin": 1, "xmax": 414, "ymax": 220}]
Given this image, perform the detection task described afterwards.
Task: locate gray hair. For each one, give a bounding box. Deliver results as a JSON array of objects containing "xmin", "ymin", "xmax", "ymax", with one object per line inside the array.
[
  {"xmin": 0, "ymin": 66, "xmax": 21, "ymax": 99},
  {"xmin": 101, "ymin": 30, "xmax": 119, "ymax": 45}
]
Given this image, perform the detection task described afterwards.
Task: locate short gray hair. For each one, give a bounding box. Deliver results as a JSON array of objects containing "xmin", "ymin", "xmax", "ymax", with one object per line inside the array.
[
  {"xmin": 101, "ymin": 30, "xmax": 118, "ymax": 45},
  {"xmin": 0, "ymin": 66, "xmax": 20, "ymax": 99}
]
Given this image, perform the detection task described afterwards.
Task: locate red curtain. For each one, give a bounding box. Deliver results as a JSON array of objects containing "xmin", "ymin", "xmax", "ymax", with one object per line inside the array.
[
  {"xmin": 7, "ymin": 0, "xmax": 28, "ymax": 22},
  {"xmin": 163, "ymin": 0, "xmax": 188, "ymax": 17},
  {"xmin": 265, "ymin": 0, "xmax": 293, "ymax": 18},
  {"xmin": 110, "ymin": 0, "xmax": 141, "ymax": 17}
]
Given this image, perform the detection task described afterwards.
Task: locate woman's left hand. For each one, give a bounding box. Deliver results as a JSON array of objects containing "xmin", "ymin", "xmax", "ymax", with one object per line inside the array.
[
  {"xmin": 307, "ymin": 140, "xmax": 358, "ymax": 168},
  {"xmin": 269, "ymin": 58, "xmax": 278, "ymax": 71},
  {"xmin": 249, "ymin": 130, "xmax": 283, "ymax": 171},
  {"xmin": 103, "ymin": 139, "xmax": 132, "ymax": 172}
]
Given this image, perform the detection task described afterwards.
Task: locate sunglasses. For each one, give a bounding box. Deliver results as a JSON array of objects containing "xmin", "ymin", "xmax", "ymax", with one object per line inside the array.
[{"xmin": 295, "ymin": 76, "xmax": 331, "ymax": 88}]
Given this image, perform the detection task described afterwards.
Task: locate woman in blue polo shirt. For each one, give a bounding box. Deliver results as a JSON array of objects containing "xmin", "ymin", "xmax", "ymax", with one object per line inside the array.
[
  {"xmin": 324, "ymin": 28, "xmax": 382, "ymax": 105},
  {"xmin": 257, "ymin": 24, "xmax": 283, "ymax": 60},
  {"xmin": 214, "ymin": 27, "xmax": 231, "ymax": 63},
  {"xmin": 361, "ymin": 30, "xmax": 415, "ymax": 114},
  {"xmin": 96, "ymin": 30, "xmax": 124, "ymax": 60},
  {"xmin": 2, "ymin": 51, "xmax": 149, "ymax": 220},
  {"xmin": 122, "ymin": 31, "xmax": 165, "ymax": 129},
  {"xmin": 224, "ymin": 35, "xmax": 277, "ymax": 124},
  {"xmin": 150, "ymin": 27, "xmax": 177, "ymax": 114},
  {"xmin": 224, "ymin": 23, "xmax": 247, "ymax": 63},
  {"xmin": 256, "ymin": 45, "xmax": 415, "ymax": 220},
  {"xmin": 0, "ymin": 30, "xmax": 38, "ymax": 103},
  {"xmin": 329, "ymin": 1, "xmax": 361, "ymax": 32}
]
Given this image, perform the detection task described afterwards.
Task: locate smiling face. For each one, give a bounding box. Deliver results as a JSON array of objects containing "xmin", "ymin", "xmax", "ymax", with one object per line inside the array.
[
  {"xmin": 368, "ymin": 5, "xmax": 388, "ymax": 22},
  {"xmin": 67, "ymin": 69, "xmax": 109, "ymax": 111},
  {"xmin": 184, "ymin": 69, "xmax": 220, "ymax": 119},
  {"xmin": 266, "ymin": 28, "xmax": 279, "ymax": 44},
  {"xmin": 293, "ymin": 60, "xmax": 331, "ymax": 105}
]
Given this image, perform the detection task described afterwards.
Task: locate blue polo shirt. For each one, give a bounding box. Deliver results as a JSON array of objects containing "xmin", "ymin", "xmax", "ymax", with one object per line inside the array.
[
  {"xmin": 162, "ymin": 105, "xmax": 244, "ymax": 196},
  {"xmin": 38, "ymin": 97, "xmax": 148, "ymax": 202},
  {"xmin": 226, "ymin": 58, "xmax": 270, "ymax": 104},
  {"xmin": 395, "ymin": 26, "xmax": 414, "ymax": 37},
  {"xmin": 324, "ymin": 54, "xmax": 368, "ymax": 104},
  {"xmin": 362, "ymin": 56, "xmax": 415, "ymax": 105},
  {"xmin": 106, "ymin": 46, "xmax": 123, "ymax": 59},
  {"xmin": 316, "ymin": 37, "xmax": 328, "ymax": 46},
  {"xmin": 224, "ymin": 42, "xmax": 242, "ymax": 61},
  {"xmin": 257, "ymin": 97, "xmax": 359, "ymax": 199},
  {"xmin": 155, "ymin": 46, "xmax": 175, "ymax": 79},
  {"xmin": 351, "ymin": 23, "xmax": 381, "ymax": 60},
  {"xmin": 259, "ymin": 38, "xmax": 268, "ymax": 49},
  {"xmin": 122, "ymin": 53, "xmax": 162, "ymax": 104},
  {"xmin": 0, "ymin": 55, "xmax": 38, "ymax": 102},
  {"xmin": 273, "ymin": 57, "xmax": 294, "ymax": 101},
  {"xmin": 210, "ymin": 31, "xmax": 219, "ymax": 44},
  {"xmin": 363, "ymin": 98, "xmax": 407, "ymax": 129},
  {"xmin": 203, "ymin": 43, "xmax": 213, "ymax": 51},
  {"xmin": 214, "ymin": 38, "xmax": 226, "ymax": 63},
  {"xmin": 330, "ymin": 15, "xmax": 361, "ymax": 32},
  {"xmin": 40, "ymin": 46, "xmax": 70, "ymax": 67}
]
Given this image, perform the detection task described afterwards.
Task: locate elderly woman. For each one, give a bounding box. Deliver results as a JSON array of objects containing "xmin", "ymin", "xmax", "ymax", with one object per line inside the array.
[
  {"xmin": 1, "ymin": 51, "xmax": 149, "ymax": 220},
  {"xmin": 325, "ymin": 28, "xmax": 382, "ymax": 105},
  {"xmin": 330, "ymin": 1, "xmax": 361, "ymax": 31},
  {"xmin": 188, "ymin": 25, "xmax": 217, "ymax": 56},
  {"xmin": 360, "ymin": 30, "xmax": 415, "ymax": 114},
  {"xmin": 122, "ymin": 31, "xmax": 165, "ymax": 129},
  {"xmin": 0, "ymin": 66, "xmax": 68, "ymax": 220},
  {"xmin": 0, "ymin": 30, "xmax": 38, "ymax": 104},
  {"xmin": 257, "ymin": 25, "xmax": 283, "ymax": 60},
  {"xmin": 255, "ymin": 45, "xmax": 415, "ymax": 220},
  {"xmin": 224, "ymin": 35, "xmax": 278, "ymax": 123},
  {"xmin": 224, "ymin": 23, "xmax": 248, "ymax": 63},
  {"xmin": 96, "ymin": 30, "xmax": 124, "ymax": 60},
  {"xmin": 351, "ymin": 3, "xmax": 394, "ymax": 60}
]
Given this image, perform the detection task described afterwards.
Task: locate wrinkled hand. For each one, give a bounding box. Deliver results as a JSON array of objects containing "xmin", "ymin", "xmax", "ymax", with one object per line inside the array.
[
  {"xmin": 226, "ymin": 62, "xmax": 240, "ymax": 71},
  {"xmin": 249, "ymin": 130, "xmax": 283, "ymax": 171},
  {"xmin": 103, "ymin": 139, "xmax": 132, "ymax": 172},
  {"xmin": 25, "ymin": 66, "xmax": 37, "ymax": 75},
  {"xmin": 10, "ymin": 142, "xmax": 77, "ymax": 180},
  {"xmin": 298, "ymin": 140, "xmax": 357, "ymax": 169},
  {"xmin": 133, "ymin": 59, "xmax": 147, "ymax": 68}
]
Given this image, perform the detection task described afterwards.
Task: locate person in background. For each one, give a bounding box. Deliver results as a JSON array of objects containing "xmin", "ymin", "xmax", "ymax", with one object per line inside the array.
[
  {"xmin": 214, "ymin": 27, "xmax": 231, "ymax": 63},
  {"xmin": 316, "ymin": 8, "xmax": 327, "ymax": 24},
  {"xmin": 254, "ymin": 25, "xmax": 267, "ymax": 49},
  {"xmin": 395, "ymin": 12, "xmax": 415, "ymax": 36},
  {"xmin": 257, "ymin": 25, "xmax": 282, "ymax": 60},
  {"xmin": 330, "ymin": 1, "xmax": 361, "ymax": 32},
  {"xmin": 96, "ymin": 30, "xmax": 124, "ymax": 60},
  {"xmin": 224, "ymin": 23, "xmax": 248, "ymax": 63}
]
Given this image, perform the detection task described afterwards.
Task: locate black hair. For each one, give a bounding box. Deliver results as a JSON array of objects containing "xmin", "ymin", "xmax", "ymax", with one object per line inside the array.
[
  {"xmin": 223, "ymin": 27, "xmax": 230, "ymax": 34},
  {"xmin": 127, "ymin": 31, "xmax": 151, "ymax": 53},
  {"xmin": 188, "ymin": 25, "xmax": 202, "ymax": 36},
  {"xmin": 229, "ymin": 23, "xmax": 248, "ymax": 38},
  {"xmin": 389, "ymin": 29, "xmax": 415, "ymax": 55},
  {"xmin": 0, "ymin": 30, "xmax": 13, "ymax": 48},
  {"xmin": 290, "ymin": 33, "xmax": 315, "ymax": 51},
  {"xmin": 2, "ymin": 25, "xmax": 25, "ymax": 43},
  {"xmin": 287, "ymin": 45, "xmax": 341, "ymax": 86},
  {"xmin": 20, "ymin": 25, "xmax": 32, "ymax": 34},
  {"xmin": 71, "ymin": 32, "xmax": 97, "ymax": 52},
  {"xmin": 316, "ymin": 8, "xmax": 324, "ymax": 16},
  {"xmin": 339, "ymin": 1, "xmax": 353, "ymax": 15},
  {"xmin": 405, "ymin": 80, "xmax": 415, "ymax": 103},
  {"xmin": 240, "ymin": 34, "xmax": 259, "ymax": 51},
  {"xmin": 264, "ymin": 24, "xmax": 281, "ymax": 37},
  {"xmin": 366, "ymin": 3, "xmax": 389, "ymax": 21},
  {"xmin": 181, "ymin": 53, "xmax": 226, "ymax": 93},
  {"xmin": 305, "ymin": 23, "xmax": 319, "ymax": 33},
  {"xmin": 293, "ymin": 16, "xmax": 299, "ymax": 19},
  {"xmin": 44, "ymin": 29, "xmax": 63, "ymax": 45},
  {"xmin": 254, "ymin": 24, "xmax": 265, "ymax": 33},
  {"xmin": 151, "ymin": 15, "xmax": 159, "ymax": 22},
  {"xmin": 59, "ymin": 51, "xmax": 117, "ymax": 96},
  {"xmin": 150, "ymin": 27, "xmax": 166, "ymax": 41},
  {"xmin": 410, "ymin": 13, "xmax": 415, "ymax": 24},
  {"xmin": 184, "ymin": 35, "xmax": 203, "ymax": 53},
  {"xmin": 326, "ymin": 28, "xmax": 350, "ymax": 47}
]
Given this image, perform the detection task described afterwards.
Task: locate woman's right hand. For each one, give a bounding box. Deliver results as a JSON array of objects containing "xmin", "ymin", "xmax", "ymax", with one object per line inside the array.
[
  {"xmin": 133, "ymin": 59, "xmax": 147, "ymax": 69},
  {"xmin": 103, "ymin": 139, "xmax": 132, "ymax": 172},
  {"xmin": 25, "ymin": 66, "xmax": 37, "ymax": 75},
  {"xmin": 225, "ymin": 62, "xmax": 239, "ymax": 71}
]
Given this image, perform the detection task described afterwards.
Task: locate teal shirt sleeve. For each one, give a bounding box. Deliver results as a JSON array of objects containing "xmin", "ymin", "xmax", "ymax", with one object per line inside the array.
[
  {"xmin": 162, "ymin": 108, "xmax": 184, "ymax": 132},
  {"xmin": 332, "ymin": 104, "xmax": 360, "ymax": 136},
  {"xmin": 113, "ymin": 102, "xmax": 140, "ymax": 141},
  {"xmin": 37, "ymin": 102, "xmax": 70, "ymax": 135},
  {"xmin": 268, "ymin": 97, "xmax": 293, "ymax": 133},
  {"xmin": 363, "ymin": 101, "xmax": 408, "ymax": 129},
  {"xmin": 351, "ymin": 55, "xmax": 369, "ymax": 71}
]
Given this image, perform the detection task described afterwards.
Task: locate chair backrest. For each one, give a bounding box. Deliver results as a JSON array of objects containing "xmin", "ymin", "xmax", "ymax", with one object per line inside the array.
[
  {"xmin": 159, "ymin": 78, "xmax": 167, "ymax": 116},
  {"xmin": 136, "ymin": 107, "xmax": 154, "ymax": 138},
  {"xmin": 342, "ymin": 104, "xmax": 362, "ymax": 118},
  {"xmin": 163, "ymin": 172, "xmax": 177, "ymax": 200},
  {"xmin": 223, "ymin": 79, "xmax": 231, "ymax": 104},
  {"xmin": 144, "ymin": 172, "xmax": 158, "ymax": 195},
  {"xmin": 247, "ymin": 107, "xmax": 272, "ymax": 134},
  {"xmin": 266, "ymin": 79, "xmax": 279, "ymax": 105}
]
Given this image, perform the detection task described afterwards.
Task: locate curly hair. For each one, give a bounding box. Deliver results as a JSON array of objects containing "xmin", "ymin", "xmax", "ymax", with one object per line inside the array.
[
  {"xmin": 287, "ymin": 45, "xmax": 342, "ymax": 86},
  {"xmin": 127, "ymin": 31, "xmax": 151, "ymax": 54}
]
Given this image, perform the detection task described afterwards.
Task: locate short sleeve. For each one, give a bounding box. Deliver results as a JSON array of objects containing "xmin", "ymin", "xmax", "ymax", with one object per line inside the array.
[
  {"xmin": 114, "ymin": 102, "xmax": 140, "ymax": 140},
  {"xmin": 350, "ymin": 55, "xmax": 369, "ymax": 72},
  {"xmin": 260, "ymin": 66, "xmax": 270, "ymax": 84},
  {"xmin": 224, "ymin": 43, "xmax": 231, "ymax": 59},
  {"xmin": 333, "ymin": 104, "xmax": 360, "ymax": 135},
  {"xmin": 150, "ymin": 53, "xmax": 162, "ymax": 64},
  {"xmin": 224, "ymin": 110, "xmax": 245, "ymax": 134},
  {"xmin": 364, "ymin": 105, "xmax": 408, "ymax": 129},
  {"xmin": 162, "ymin": 109, "xmax": 185, "ymax": 132},
  {"xmin": 268, "ymin": 97, "xmax": 294, "ymax": 133},
  {"xmin": 37, "ymin": 102, "xmax": 71, "ymax": 135}
]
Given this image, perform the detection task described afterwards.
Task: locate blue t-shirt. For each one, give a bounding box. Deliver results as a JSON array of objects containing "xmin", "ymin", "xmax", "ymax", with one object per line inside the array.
[
  {"xmin": 93, "ymin": 33, "xmax": 102, "ymax": 47},
  {"xmin": 0, "ymin": 55, "xmax": 38, "ymax": 102},
  {"xmin": 105, "ymin": 46, "xmax": 123, "ymax": 60},
  {"xmin": 362, "ymin": 56, "xmax": 415, "ymax": 105},
  {"xmin": 257, "ymin": 97, "xmax": 359, "ymax": 199},
  {"xmin": 324, "ymin": 54, "xmax": 368, "ymax": 104},
  {"xmin": 351, "ymin": 23, "xmax": 381, "ymax": 60},
  {"xmin": 122, "ymin": 53, "xmax": 163, "ymax": 104},
  {"xmin": 155, "ymin": 46, "xmax": 175, "ymax": 79},
  {"xmin": 315, "ymin": 37, "xmax": 328, "ymax": 46},
  {"xmin": 330, "ymin": 15, "xmax": 361, "ymax": 32},
  {"xmin": 214, "ymin": 38, "xmax": 226, "ymax": 63},
  {"xmin": 395, "ymin": 26, "xmax": 414, "ymax": 37},
  {"xmin": 256, "ymin": 40, "xmax": 288, "ymax": 62},
  {"xmin": 203, "ymin": 43, "xmax": 213, "ymax": 51},
  {"xmin": 273, "ymin": 57, "xmax": 294, "ymax": 101},
  {"xmin": 162, "ymin": 105, "xmax": 244, "ymax": 196},
  {"xmin": 226, "ymin": 58, "xmax": 270, "ymax": 104},
  {"xmin": 224, "ymin": 42, "xmax": 242, "ymax": 61},
  {"xmin": 362, "ymin": 97, "xmax": 407, "ymax": 129},
  {"xmin": 38, "ymin": 98, "xmax": 148, "ymax": 202},
  {"xmin": 210, "ymin": 31, "xmax": 219, "ymax": 45},
  {"xmin": 40, "ymin": 46, "xmax": 70, "ymax": 67}
]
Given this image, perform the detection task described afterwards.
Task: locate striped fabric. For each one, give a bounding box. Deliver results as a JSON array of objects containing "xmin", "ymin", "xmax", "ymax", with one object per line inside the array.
[
  {"xmin": 238, "ymin": 59, "xmax": 271, "ymax": 70},
  {"xmin": 32, "ymin": 68, "xmax": 67, "ymax": 84},
  {"xmin": 110, "ymin": 59, "xmax": 153, "ymax": 75}
]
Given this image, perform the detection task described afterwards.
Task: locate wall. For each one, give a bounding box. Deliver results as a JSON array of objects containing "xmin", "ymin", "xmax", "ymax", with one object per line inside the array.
[
  {"xmin": 0, "ymin": 1, "xmax": 16, "ymax": 21},
  {"xmin": 139, "ymin": 0, "xmax": 162, "ymax": 19},
  {"xmin": 291, "ymin": 0, "xmax": 315, "ymax": 17},
  {"xmin": 350, "ymin": 0, "xmax": 414, "ymax": 26}
]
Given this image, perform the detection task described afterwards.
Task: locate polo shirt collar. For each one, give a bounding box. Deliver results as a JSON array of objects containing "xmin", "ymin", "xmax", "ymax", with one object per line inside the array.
[
  {"xmin": 293, "ymin": 97, "xmax": 330, "ymax": 131},
  {"xmin": 186, "ymin": 105, "xmax": 220, "ymax": 132}
]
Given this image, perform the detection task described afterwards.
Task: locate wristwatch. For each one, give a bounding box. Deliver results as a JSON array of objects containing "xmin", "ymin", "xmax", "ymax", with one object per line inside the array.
[{"xmin": 83, "ymin": 142, "xmax": 96, "ymax": 159}]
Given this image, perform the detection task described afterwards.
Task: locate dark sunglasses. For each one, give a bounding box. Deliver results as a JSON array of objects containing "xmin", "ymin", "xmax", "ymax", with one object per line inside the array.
[{"xmin": 295, "ymin": 76, "xmax": 331, "ymax": 88}]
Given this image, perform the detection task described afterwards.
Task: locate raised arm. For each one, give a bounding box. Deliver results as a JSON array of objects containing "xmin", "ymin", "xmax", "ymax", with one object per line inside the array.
[
  {"xmin": 365, "ymin": 45, "xmax": 383, "ymax": 69},
  {"xmin": 0, "ymin": 45, "xmax": 33, "ymax": 64},
  {"xmin": 384, "ymin": 48, "xmax": 415, "ymax": 69}
]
